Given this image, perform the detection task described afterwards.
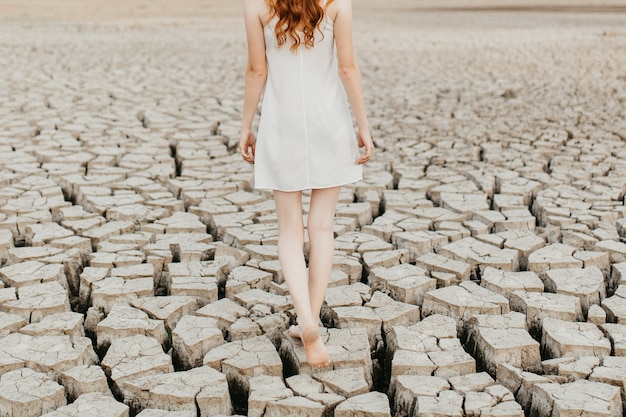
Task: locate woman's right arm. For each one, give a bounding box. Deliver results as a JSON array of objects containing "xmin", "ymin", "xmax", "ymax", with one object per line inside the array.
[
  {"xmin": 333, "ymin": 0, "xmax": 373, "ymax": 164},
  {"xmin": 240, "ymin": 0, "xmax": 268, "ymax": 164}
]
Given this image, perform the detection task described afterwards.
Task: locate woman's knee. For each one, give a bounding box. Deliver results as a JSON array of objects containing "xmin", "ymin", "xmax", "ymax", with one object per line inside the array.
[
  {"xmin": 279, "ymin": 223, "xmax": 305, "ymax": 245},
  {"xmin": 307, "ymin": 216, "xmax": 334, "ymax": 238},
  {"xmin": 307, "ymin": 187, "xmax": 340, "ymax": 238}
]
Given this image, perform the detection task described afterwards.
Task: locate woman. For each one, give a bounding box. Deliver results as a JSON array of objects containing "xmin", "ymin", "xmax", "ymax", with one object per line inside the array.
[{"xmin": 239, "ymin": 0, "xmax": 373, "ymax": 368}]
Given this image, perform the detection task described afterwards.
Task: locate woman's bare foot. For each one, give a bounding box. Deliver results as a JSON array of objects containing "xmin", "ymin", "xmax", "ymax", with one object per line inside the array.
[
  {"xmin": 299, "ymin": 323, "xmax": 330, "ymax": 368},
  {"xmin": 288, "ymin": 324, "xmax": 302, "ymax": 339}
]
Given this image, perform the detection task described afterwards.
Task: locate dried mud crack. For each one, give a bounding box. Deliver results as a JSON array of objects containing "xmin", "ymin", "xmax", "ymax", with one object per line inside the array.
[{"xmin": 0, "ymin": 1, "xmax": 626, "ymax": 416}]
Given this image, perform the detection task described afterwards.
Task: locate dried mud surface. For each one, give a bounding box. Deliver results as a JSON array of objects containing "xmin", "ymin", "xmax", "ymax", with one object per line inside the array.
[{"xmin": 1, "ymin": 1, "xmax": 626, "ymax": 416}]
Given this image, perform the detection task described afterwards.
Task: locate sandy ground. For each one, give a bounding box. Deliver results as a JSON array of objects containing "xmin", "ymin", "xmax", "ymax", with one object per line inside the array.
[
  {"xmin": 1, "ymin": 0, "xmax": 624, "ymax": 46},
  {"xmin": 1, "ymin": 0, "xmax": 626, "ymax": 25},
  {"xmin": 1, "ymin": 0, "xmax": 626, "ymax": 416}
]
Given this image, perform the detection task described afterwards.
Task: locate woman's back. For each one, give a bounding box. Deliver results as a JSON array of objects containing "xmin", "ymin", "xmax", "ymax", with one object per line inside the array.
[
  {"xmin": 262, "ymin": 7, "xmax": 337, "ymax": 106},
  {"xmin": 255, "ymin": 0, "xmax": 362, "ymax": 191}
]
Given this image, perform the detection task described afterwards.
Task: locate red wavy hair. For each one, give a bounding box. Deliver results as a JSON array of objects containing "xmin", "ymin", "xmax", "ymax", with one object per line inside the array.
[{"xmin": 267, "ymin": 0, "xmax": 333, "ymax": 52}]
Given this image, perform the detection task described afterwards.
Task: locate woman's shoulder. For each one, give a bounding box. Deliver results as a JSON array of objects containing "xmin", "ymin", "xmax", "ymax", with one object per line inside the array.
[
  {"xmin": 244, "ymin": 0, "xmax": 268, "ymax": 15},
  {"xmin": 244, "ymin": 0, "xmax": 273, "ymax": 25},
  {"xmin": 326, "ymin": 0, "xmax": 351, "ymax": 21}
]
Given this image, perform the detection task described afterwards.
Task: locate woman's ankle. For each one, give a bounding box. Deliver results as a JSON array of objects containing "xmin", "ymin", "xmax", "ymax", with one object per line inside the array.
[{"xmin": 298, "ymin": 319, "xmax": 317, "ymax": 329}]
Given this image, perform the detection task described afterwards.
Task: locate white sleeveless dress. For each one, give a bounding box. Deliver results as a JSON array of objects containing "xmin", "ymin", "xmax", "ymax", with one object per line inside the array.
[{"xmin": 254, "ymin": 6, "xmax": 362, "ymax": 191}]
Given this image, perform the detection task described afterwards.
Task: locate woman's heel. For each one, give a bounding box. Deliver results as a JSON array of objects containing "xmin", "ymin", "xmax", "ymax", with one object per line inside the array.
[{"xmin": 300, "ymin": 323, "xmax": 331, "ymax": 368}]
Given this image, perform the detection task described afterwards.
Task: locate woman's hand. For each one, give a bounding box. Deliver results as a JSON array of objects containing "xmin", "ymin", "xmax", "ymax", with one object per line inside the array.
[
  {"xmin": 357, "ymin": 129, "xmax": 373, "ymax": 164},
  {"xmin": 239, "ymin": 129, "xmax": 256, "ymax": 164}
]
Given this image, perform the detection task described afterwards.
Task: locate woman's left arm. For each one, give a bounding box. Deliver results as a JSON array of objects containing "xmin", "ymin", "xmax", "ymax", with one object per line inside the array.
[{"xmin": 240, "ymin": 0, "xmax": 268, "ymax": 164}]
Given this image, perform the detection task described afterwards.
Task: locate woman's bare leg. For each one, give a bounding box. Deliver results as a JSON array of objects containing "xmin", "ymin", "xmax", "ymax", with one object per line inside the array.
[
  {"xmin": 273, "ymin": 190, "xmax": 311, "ymax": 324},
  {"xmin": 274, "ymin": 189, "xmax": 330, "ymax": 367},
  {"xmin": 307, "ymin": 186, "xmax": 341, "ymax": 321}
]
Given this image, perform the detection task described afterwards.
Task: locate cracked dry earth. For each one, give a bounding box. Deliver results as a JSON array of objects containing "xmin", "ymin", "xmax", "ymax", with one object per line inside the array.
[{"xmin": 1, "ymin": 2, "xmax": 626, "ymax": 417}]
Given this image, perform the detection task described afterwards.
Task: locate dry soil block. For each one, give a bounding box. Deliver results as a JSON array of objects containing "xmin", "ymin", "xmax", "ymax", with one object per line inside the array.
[
  {"xmin": 438, "ymin": 237, "xmax": 520, "ymax": 273},
  {"xmin": 527, "ymin": 243, "xmax": 582, "ymax": 274},
  {"xmin": 39, "ymin": 392, "xmax": 129, "ymax": 417},
  {"xmin": 136, "ymin": 411, "xmax": 194, "ymax": 417},
  {"xmin": 2, "ymin": 282, "xmax": 70, "ymax": 323},
  {"xmin": 509, "ymin": 291, "xmax": 583, "ymax": 333},
  {"xmin": 0, "ymin": 333, "xmax": 97, "ymax": 378},
  {"xmin": 96, "ymin": 303, "xmax": 167, "ymax": 351},
  {"xmin": 367, "ymin": 291, "xmax": 421, "ymax": 331},
  {"xmin": 480, "ymin": 267, "xmax": 544, "ymax": 300},
  {"xmin": 234, "ymin": 289, "xmax": 291, "ymax": 313},
  {"xmin": 248, "ymin": 375, "xmax": 293, "ymax": 417},
  {"xmin": 422, "ymin": 281, "xmax": 509, "ymax": 331},
  {"xmin": 387, "ymin": 314, "xmax": 475, "ymax": 381},
  {"xmin": 121, "ymin": 366, "xmax": 232, "ymax": 416},
  {"xmin": 167, "ymin": 260, "xmax": 226, "ymax": 306},
  {"xmin": 19, "ymin": 312, "xmax": 84, "ymax": 341},
  {"xmin": 324, "ymin": 283, "xmax": 369, "ymax": 308},
  {"xmin": 101, "ymin": 335, "xmax": 173, "ymax": 395},
  {"xmin": 496, "ymin": 363, "xmax": 552, "ymax": 411},
  {"xmin": 264, "ymin": 396, "xmax": 325, "ymax": 417},
  {"xmin": 393, "ymin": 375, "xmax": 450, "ymax": 417},
  {"xmin": 130, "ymin": 295, "xmax": 199, "ymax": 331},
  {"xmin": 416, "ymin": 252, "xmax": 472, "ymax": 283},
  {"xmin": 531, "ymin": 380, "xmax": 621, "ymax": 417},
  {"xmin": 602, "ymin": 285, "xmax": 626, "ymax": 324},
  {"xmin": 224, "ymin": 266, "xmax": 272, "ymax": 299},
  {"xmin": 600, "ymin": 323, "xmax": 626, "ymax": 356},
  {"xmin": 542, "ymin": 355, "xmax": 601, "ymax": 381},
  {"xmin": 0, "ymin": 368, "xmax": 66, "ymax": 417},
  {"xmin": 465, "ymin": 312, "xmax": 541, "ymax": 376},
  {"xmin": 589, "ymin": 356, "xmax": 626, "ymax": 393},
  {"xmin": 367, "ymin": 264, "xmax": 435, "ymax": 305},
  {"xmin": 0, "ymin": 312, "xmax": 26, "ymax": 337},
  {"xmin": 541, "ymin": 266, "xmax": 606, "ymax": 315},
  {"xmin": 541, "ymin": 318, "xmax": 611, "ymax": 359},
  {"xmin": 445, "ymin": 372, "xmax": 518, "ymax": 414},
  {"xmin": 0, "ymin": 260, "xmax": 67, "ymax": 288},
  {"xmin": 196, "ymin": 298, "xmax": 250, "ymax": 332},
  {"xmin": 60, "ymin": 365, "xmax": 112, "ymax": 401},
  {"xmin": 172, "ymin": 314, "xmax": 224, "ymax": 369},
  {"xmin": 334, "ymin": 392, "xmax": 391, "ymax": 417},
  {"xmin": 312, "ymin": 367, "xmax": 372, "ymax": 398},
  {"xmin": 91, "ymin": 277, "xmax": 154, "ymax": 314},
  {"xmin": 392, "ymin": 231, "xmax": 449, "ymax": 263},
  {"xmin": 203, "ymin": 335, "xmax": 282, "ymax": 398},
  {"xmin": 331, "ymin": 305, "xmax": 382, "ymax": 349}
]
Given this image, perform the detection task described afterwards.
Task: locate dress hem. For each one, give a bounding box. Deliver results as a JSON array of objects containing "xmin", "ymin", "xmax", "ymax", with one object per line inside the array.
[{"xmin": 253, "ymin": 175, "xmax": 363, "ymax": 193}]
